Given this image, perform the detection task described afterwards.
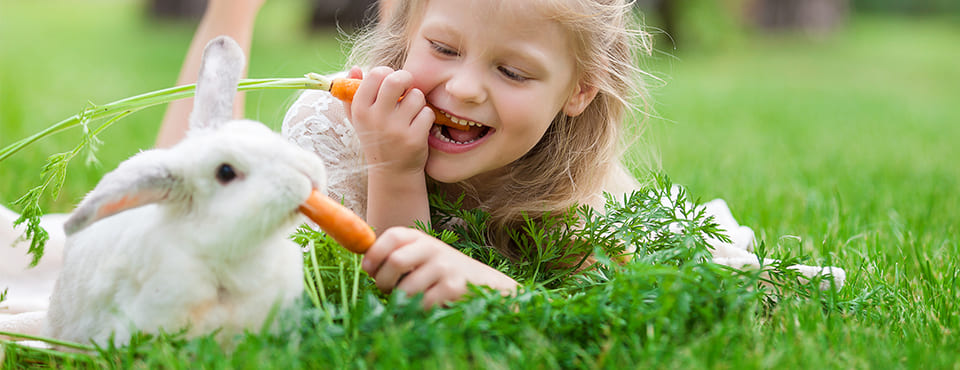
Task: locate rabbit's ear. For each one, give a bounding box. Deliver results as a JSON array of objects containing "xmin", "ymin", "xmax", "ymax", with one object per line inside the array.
[
  {"xmin": 189, "ymin": 36, "xmax": 246, "ymax": 130},
  {"xmin": 64, "ymin": 152, "xmax": 180, "ymax": 236}
]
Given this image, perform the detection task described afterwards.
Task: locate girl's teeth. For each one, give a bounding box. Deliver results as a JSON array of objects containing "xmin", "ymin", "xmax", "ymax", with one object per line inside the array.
[{"xmin": 443, "ymin": 112, "xmax": 481, "ymax": 127}]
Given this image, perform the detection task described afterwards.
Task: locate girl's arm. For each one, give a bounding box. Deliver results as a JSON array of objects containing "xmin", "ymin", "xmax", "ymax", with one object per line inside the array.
[
  {"xmin": 366, "ymin": 165, "xmax": 432, "ymax": 234},
  {"xmin": 155, "ymin": 0, "xmax": 265, "ymax": 148}
]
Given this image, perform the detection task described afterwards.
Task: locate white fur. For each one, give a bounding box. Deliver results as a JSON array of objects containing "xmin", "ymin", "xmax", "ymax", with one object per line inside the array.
[{"xmin": 41, "ymin": 36, "xmax": 326, "ymax": 347}]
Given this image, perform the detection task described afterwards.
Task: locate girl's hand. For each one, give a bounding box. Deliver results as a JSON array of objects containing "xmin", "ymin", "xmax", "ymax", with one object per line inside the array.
[
  {"xmin": 344, "ymin": 66, "xmax": 435, "ymax": 177},
  {"xmin": 362, "ymin": 227, "xmax": 520, "ymax": 308}
]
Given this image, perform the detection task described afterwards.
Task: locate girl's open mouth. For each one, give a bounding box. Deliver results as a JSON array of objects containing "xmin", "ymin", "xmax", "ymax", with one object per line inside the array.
[
  {"xmin": 432, "ymin": 123, "xmax": 490, "ymax": 144},
  {"xmin": 428, "ymin": 111, "xmax": 493, "ymax": 153}
]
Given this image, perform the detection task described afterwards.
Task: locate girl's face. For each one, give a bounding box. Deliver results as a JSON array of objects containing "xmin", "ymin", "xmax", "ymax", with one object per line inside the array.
[{"xmin": 403, "ymin": 0, "xmax": 596, "ymax": 183}]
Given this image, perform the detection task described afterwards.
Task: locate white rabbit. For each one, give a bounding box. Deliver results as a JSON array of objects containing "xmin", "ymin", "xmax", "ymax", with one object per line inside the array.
[{"xmin": 44, "ymin": 36, "xmax": 325, "ymax": 347}]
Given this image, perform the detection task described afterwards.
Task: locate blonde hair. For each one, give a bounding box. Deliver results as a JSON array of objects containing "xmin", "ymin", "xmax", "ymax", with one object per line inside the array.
[{"xmin": 349, "ymin": 0, "xmax": 651, "ymax": 260}]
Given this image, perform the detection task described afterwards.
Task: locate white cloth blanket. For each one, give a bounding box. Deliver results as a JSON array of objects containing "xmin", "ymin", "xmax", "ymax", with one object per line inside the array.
[{"xmin": 0, "ymin": 208, "xmax": 66, "ymax": 340}]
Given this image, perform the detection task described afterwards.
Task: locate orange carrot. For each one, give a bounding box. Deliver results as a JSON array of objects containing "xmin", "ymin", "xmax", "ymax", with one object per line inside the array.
[
  {"xmin": 300, "ymin": 189, "xmax": 376, "ymax": 254},
  {"xmin": 329, "ymin": 78, "xmax": 472, "ymax": 131},
  {"xmin": 428, "ymin": 106, "xmax": 470, "ymax": 131},
  {"xmin": 329, "ymin": 78, "xmax": 362, "ymax": 103}
]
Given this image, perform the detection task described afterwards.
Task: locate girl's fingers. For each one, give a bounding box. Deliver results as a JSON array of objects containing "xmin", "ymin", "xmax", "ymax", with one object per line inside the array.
[
  {"xmin": 352, "ymin": 67, "xmax": 391, "ymax": 107},
  {"xmin": 413, "ymin": 104, "xmax": 437, "ymax": 132},
  {"xmin": 376, "ymin": 70, "xmax": 414, "ymax": 107},
  {"xmin": 362, "ymin": 227, "xmax": 412, "ymax": 276},
  {"xmin": 396, "ymin": 87, "xmax": 425, "ymax": 117},
  {"xmin": 339, "ymin": 69, "xmax": 362, "ymax": 122},
  {"xmin": 395, "ymin": 260, "xmax": 443, "ymax": 295},
  {"xmin": 422, "ymin": 289, "xmax": 445, "ymax": 309},
  {"xmin": 363, "ymin": 228, "xmax": 520, "ymax": 307},
  {"xmin": 346, "ymin": 66, "xmax": 364, "ymax": 80},
  {"xmin": 373, "ymin": 239, "xmax": 437, "ymax": 293},
  {"xmin": 352, "ymin": 68, "xmax": 424, "ymax": 134},
  {"xmin": 397, "ymin": 88, "xmax": 436, "ymax": 134},
  {"xmin": 362, "ymin": 227, "xmax": 431, "ymax": 292},
  {"xmin": 422, "ymin": 278, "xmax": 468, "ymax": 309}
]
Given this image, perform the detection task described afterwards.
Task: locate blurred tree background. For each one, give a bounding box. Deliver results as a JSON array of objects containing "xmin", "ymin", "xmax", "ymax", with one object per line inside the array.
[
  {"xmin": 147, "ymin": 0, "xmax": 957, "ymax": 54},
  {"xmin": 147, "ymin": 0, "xmax": 380, "ymax": 29},
  {"xmin": 143, "ymin": 0, "xmax": 958, "ymax": 55},
  {"xmin": 635, "ymin": 0, "xmax": 956, "ymax": 52}
]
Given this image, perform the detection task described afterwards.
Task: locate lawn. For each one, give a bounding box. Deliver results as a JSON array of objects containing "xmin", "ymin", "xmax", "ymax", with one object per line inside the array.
[{"xmin": 2, "ymin": 0, "xmax": 959, "ymax": 368}]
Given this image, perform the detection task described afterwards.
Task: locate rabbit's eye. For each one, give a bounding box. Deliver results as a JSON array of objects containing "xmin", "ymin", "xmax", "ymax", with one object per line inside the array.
[{"xmin": 215, "ymin": 163, "xmax": 237, "ymax": 184}]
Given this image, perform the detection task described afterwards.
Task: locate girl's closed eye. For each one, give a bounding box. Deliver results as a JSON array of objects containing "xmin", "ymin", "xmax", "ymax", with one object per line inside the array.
[
  {"xmin": 429, "ymin": 40, "xmax": 459, "ymax": 57},
  {"xmin": 497, "ymin": 65, "xmax": 529, "ymax": 82}
]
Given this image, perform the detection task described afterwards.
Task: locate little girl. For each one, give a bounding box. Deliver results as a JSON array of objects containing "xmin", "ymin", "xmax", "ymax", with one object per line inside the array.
[
  {"xmin": 313, "ymin": 0, "xmax": 654, "ymax": 305},
  {"xmin": 152, "ymin": 0, "xmax": 844, "ymax": 308}
]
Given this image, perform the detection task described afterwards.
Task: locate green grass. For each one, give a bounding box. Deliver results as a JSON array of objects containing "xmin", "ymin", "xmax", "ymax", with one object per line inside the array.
[{"xmin": 3, "ymin": 1, "xmax": 959, "ymax": 368}]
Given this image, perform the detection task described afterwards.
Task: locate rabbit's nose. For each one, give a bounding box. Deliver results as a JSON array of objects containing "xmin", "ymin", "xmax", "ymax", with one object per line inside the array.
[
  {"xmin": 295, "ymin": 158, "xmax": 326, "ymax": 192},
  {"xmin": 295, "ymin": 169, "xmax": 325, "ymax": 194},
  {"xmin": 310, "ymin": 178, "xmax": 324, "ymax": 192}
]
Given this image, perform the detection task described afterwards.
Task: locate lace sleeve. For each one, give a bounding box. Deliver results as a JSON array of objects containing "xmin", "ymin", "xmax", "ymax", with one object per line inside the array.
[{"xmin": 282, "ymin": 90, "xmax": 368, "ymax": 219}]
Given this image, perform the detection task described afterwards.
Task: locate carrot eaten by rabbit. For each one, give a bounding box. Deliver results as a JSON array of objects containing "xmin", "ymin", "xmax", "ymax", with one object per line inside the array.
[{"xmin": 300, "ymin": 189, "xmax": 375, "ymax": 254}]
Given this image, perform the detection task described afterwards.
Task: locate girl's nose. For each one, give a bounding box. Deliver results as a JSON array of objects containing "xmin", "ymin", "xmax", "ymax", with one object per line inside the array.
[{"xmin": 444, "ymin": 64, "xmax": 488, "ymax": 105}]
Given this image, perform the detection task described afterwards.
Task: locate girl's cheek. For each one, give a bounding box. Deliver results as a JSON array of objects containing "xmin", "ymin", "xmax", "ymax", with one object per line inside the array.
[
  {"xmin": 403, "ymin": 54, "xmax": 445, "ymax": 94},
  {"xmin": 407, "ymin": 68, "xmax": 438, "ymax": 94}
]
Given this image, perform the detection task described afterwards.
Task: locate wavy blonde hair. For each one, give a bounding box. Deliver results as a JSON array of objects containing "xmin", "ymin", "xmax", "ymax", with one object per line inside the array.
[{"xmin": 349, "ymin": 0, "xmax": 651, "ymax": 259}]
